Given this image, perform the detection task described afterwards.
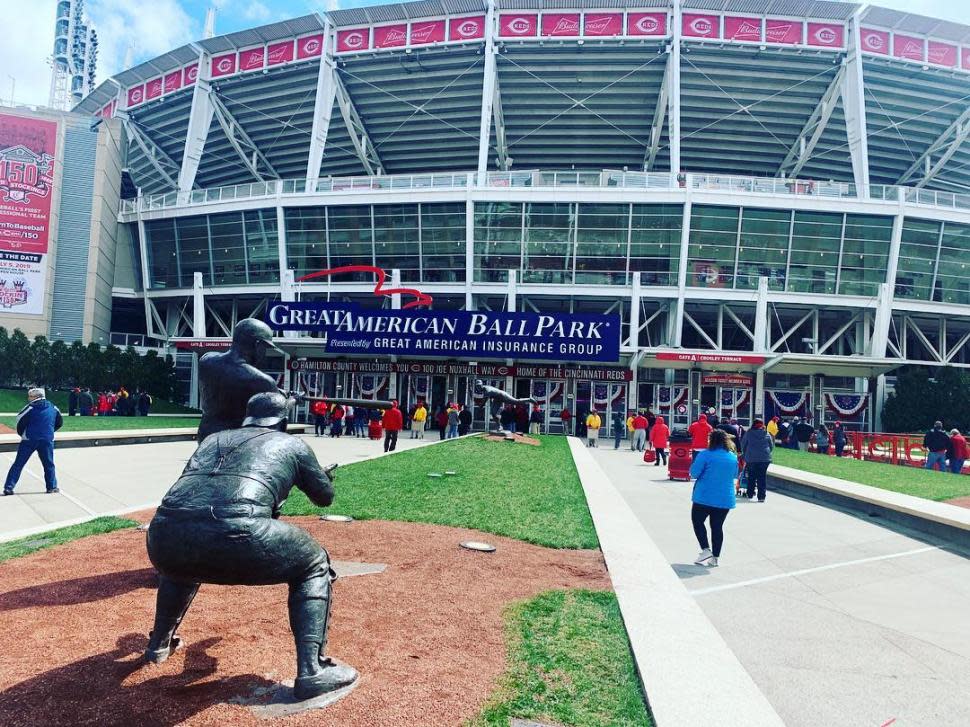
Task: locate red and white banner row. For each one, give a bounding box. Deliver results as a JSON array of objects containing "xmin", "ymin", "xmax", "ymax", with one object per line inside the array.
[
  {"xmin": 860, "ymin": 27, "xmax": 969, "ymax": 68},
  {"xmin": 336, "ymin": 15, "xmax": 486, "ymax": 52}
]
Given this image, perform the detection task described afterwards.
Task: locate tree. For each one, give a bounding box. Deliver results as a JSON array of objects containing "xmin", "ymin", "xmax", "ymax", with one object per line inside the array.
[
  {"xmin": 30, "ymin": 336, "xmax": 51, "ymax": 386},
  {"xmin": 883, "ymin": 366, "xmax": 970, "ymax": 433},
  {"xmin": 6, "ymin": 330, "xmax": 33, "ymax": 387},
  {"xmin": 49, "ymin": 340, "xmax": 69, "ymax": 388}
]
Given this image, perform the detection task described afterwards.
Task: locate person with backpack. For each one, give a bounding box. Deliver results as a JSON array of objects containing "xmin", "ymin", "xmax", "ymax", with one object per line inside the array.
[
  {"xmin": 832, "ymin": 421, "xmax": 847, "ymax": 456},
  {"xmin": 816, "ymin": 424, "xmax": 830, "ymax": 454},
  {"xmin": 689, "ymin": 429, "xmax": 738, "ymax": 568},
  {"xmin": 740, "ymin": 418, "xmax": 773, "ymax": 502},
  {"xmin": 794, "ymin": 418, "xmax": 815, "ymax": 451},
  {"xmin": 650, "ymin": 415, "xmax": 670, "ymax": 466}
]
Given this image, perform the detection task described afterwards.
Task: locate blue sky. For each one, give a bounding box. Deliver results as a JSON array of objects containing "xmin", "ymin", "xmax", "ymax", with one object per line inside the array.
[{"xmin": 2, "ymin": 0, "xmax": 970, "ymax": 108}]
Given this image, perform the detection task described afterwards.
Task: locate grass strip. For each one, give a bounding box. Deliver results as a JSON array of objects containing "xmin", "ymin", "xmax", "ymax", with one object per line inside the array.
[
  {"xmin": 282, "ymin": 435, "xmax": 598, "ymax": 549},
  {"xmin": 772, "ymin": 448, "xmax": 970, "ymax": 501},
  {"xmin": 0, "ymin": 516, "xmax": 138, "ymax": 564},
  {"xmin": 471, "ymin": 590, "xmax": 652, "ymax": 727}
]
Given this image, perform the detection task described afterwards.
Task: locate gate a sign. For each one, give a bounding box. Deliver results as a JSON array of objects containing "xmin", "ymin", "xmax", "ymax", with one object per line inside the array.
[{"xmin": 0, "ymin": 113, "xmax": 57, "ymax": 255}]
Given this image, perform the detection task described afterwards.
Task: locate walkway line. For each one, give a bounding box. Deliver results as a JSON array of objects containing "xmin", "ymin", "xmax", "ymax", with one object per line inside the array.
[
  {"xmin": 688, "ymin": 546, "xmax": 938, "ymax": 596},
  {"xmin": 3, "ymin": 455, "xmax": 98, "ymax": 517}
]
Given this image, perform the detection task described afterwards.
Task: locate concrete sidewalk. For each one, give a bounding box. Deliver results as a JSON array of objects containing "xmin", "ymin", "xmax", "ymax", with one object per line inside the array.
[
  {"xmin": 591, "ymin": 446, "xmax": 970, "ymax": 727},
  {"xmin": 0, "ymin": 433, "xmax": 432, "ymax": 542}
]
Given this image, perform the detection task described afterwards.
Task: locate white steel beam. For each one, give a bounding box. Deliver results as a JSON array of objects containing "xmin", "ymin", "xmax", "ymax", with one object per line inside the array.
[
  {"xmin": 335, "ymin": 75, "xmax": 384, "ymax": 175},
  {"xmin": 492, "ymin": 75, "xmax": 510, "ymax": 171},
  {"xmin": 842, "ymin": 9, "xmax": 871, "ymax": 195},
  {"xmin": 778, "ymin": 64, "xmax": 846, "ymax": 179},
  {"xmin": 897, "ymin": 106, "xmax": 970, "ymax": 188},
  {"xmin": 179, "ymin": 48, "xmax": 215, "ymax": 194},
  {"xmin": 477, "ymin": 0, "xmax": 500, "ymax": 175},
  {"xmin": 668, "ymin": 0, "xmax": 682, "ymax": 173},
  {"xmin": 306, "ymin": 19, "xmax": 337, "ymax": 189},
  {"xmin": 210, "ymin": 92, "xmax": 279, "ymax": 182},
  {"xmin": 644, "ymin": 49, "xmax": 672, "ymax": 171},
  {"xmin": 121, "ymin": 115, "xmax": 181, "ymax": 190},
  {"xmin": 870, "ymin": 193, "xmax": 904, "ymax": 357}
]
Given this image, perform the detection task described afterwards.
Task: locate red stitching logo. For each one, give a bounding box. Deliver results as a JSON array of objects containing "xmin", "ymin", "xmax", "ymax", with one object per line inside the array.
[{"xmin": 297, "ymin": 265, "xmax": 434, "ymax": 309}]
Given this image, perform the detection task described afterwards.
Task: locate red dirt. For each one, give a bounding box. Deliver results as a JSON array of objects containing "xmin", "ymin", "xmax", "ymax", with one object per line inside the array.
[
  {"xmin": 945, "ymin": 496, "xmax": 970, "ymax": 509},
  {"xmin": 0, "ymin": 512, "xmax": 609, "ymax": 726},
  {"xmin": 0, "ymin": 424, "xmax": 15, "ymax": 434}
]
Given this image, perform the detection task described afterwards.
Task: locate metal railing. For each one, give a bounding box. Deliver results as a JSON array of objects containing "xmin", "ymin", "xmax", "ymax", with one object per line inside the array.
[{"xmin": 120, "ymin": 169, "xmax": 970, "ymax": 217}]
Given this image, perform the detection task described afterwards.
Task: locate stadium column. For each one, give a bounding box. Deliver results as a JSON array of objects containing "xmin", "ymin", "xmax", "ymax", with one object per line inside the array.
[
  {"xmin": 506, "ymin": 269, "xmax": 517, "ymax": 383},
  {"xmin": 753, "ymin": 276, "xmax": 769, "ymax": 418},
  {"xmin": 668, "ymin": 0, "xmax": 683, "ymax": 174},
  {"xmin": 465, "ymin": 197, "xmax": 475, "ymax": 310},
  {"xmin": 628, "ymin": 273, "xmax": 642, "ymax": 413},
  {"xmin": 179, "ymin": 46, "xmax": 215, "ymax": 196},
  {"xmin": 477, "ymin": 0, "xmax": 499, "ymax": 181},
  {"xmin": 870, "ymin": 188, "xmax": 905, "ymax": 430},
  {"xmin": 842, "ymin": 8, "xmax": 871, "ymax": 197},
  {"xmin": 306, "ymin": 19, "xmax": 336, "ymax": 190},
  {"xmin": 136, "ymin": 216, "xmax": 156, "ymax": 342},
  {"xmin": 670, "ymin": 177, "xmax": 692, "ymax": 347},
  {"xmin": 192, "ymin": 271, "xmax": 206, "ymax": 338}
]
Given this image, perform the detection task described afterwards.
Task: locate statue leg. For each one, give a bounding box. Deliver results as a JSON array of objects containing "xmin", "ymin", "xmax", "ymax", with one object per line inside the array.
[
  {"xmin": 145, "ymin": 576, "xmax": 200, "ymax": 663},
  {"xmin": 289, "ymin": 571, "xmax": 358, "ymax": 700}
]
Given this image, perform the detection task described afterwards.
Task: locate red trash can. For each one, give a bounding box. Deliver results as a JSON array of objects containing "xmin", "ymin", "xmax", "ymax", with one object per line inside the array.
[
  {"xmin": 667, "ymin": 430, "xmax": 693, "ymax": 481},
  {"xmin": 368, "ymin": 419, "xmax": 383, "ymax": 440}
]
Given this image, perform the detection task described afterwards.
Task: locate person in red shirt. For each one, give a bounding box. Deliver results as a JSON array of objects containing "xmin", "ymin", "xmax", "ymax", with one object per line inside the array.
[
  {"xmin": 329, "ymin": 405, "xmax": 344, "ymax": 438},
  {"xmin": 560, "ymin": 408, "xmax": 572, "ymax": 435},
  {"xmin": 650, "ymin": 415, "xmax": 670, "ymax": 466},
  {"xmin": 948, "ymin": 429, "xmax": 968, "ymax": 474},
  {"xmin": 382, "ymin": 401, "xmax": 403, "ymax": 452},
  {"xmin": 632, "ymin": 412, "xmax": 649, "ymax": 452},
  {"xmin": 688, "ymin": 414, "xmax": 714, "ymax": 458},
  {"xmin": 311, "ymin": 400, "xmax": 329, "ymax": 437}
]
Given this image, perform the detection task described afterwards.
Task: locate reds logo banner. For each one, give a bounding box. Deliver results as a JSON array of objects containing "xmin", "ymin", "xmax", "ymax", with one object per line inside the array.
[
  {"xmin": 145, "ymin": 77, "xmax": 163, "ymax": 100},
  {"xmin": 239, "ymin": 47, "xmax": 265, "ymax": 72},
  {"xmin": 297, "ymin": 34, "xmax": 324, "ymax": 59},
  {"xmin": 765, "ymin": 18, "xmax": 801, "ymax": 45},
  {"xmin": 807, "ymin": 22, "xmax": 843, "ymax": 48},
  {"xmin": 627, "ymin": 12, "xmax": 667, "ymax": 36},
  {"xmin": 0, "ymin": 114, "xmax": 57, "ymax": 256},
  {"xmin": 126, "ymin": 85, "xmax": 144, "ymax": 107},
  {"xmin": 893, "ymin": 34, "xmax": 924, "ymax": 61},
  {"xmin": 211, "ymin": 53, "xmax": 237, "ymax": 78},
  {"xmin": 860, "ymin": 28, "xmax": 889, "ymax": 54},
  {"xmin": 449, "ymin": 16, "xmax": 485, "ymax": 41},
  {"xmin": 584, "ymin": 14, "xmax": 621, "ymax": 37},
  {"xmin": 163, "ymin": 70, "xmax": 182, "ymax": 93},
  {"xmin": 183, "ymin": 64, "xmax": 199, "ymax": 86},
  {"xmin": 410, "ymin": 20, "xmax": 445, "ymax": 46},
  {"xmin": 499, "ymin": 14, "xmax": 538, "ymax": 38},
  {"xmin": 337, "ymin": 28, "xmax": 369, "ymax": 53},
  {"xmin": 0, "ymin": 251, "xmax": 46, "ymax": 316},
  {"xmin": 541, "ymin": 13, "xmax": 580, "ymax": 37},
  {"xmin": 267, "ymin": 40, "xmax": 294, "ymax": 66},
  {"xmin": 927, "ymin": 41, "xmax": 957, "ymax": 67},
  {"xmin": 962, "ymin": 47, "xmax": 970, "ymax": 70},
  {"xmin": 723, "ymin": 16, "xmax": 761, "ymax": 41},
  {"xmin": 682, "ymin": 13, "xmax": 718, "ymax": 39},
  {"xmin": 374, "ymin": 24, "xmax": 408, "ymax": 48}
]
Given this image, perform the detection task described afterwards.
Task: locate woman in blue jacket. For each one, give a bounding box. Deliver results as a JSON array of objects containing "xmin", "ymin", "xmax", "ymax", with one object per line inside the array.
[{"xmin": 689, "ymin": 428, "xmax": 737, "ymax": 567}]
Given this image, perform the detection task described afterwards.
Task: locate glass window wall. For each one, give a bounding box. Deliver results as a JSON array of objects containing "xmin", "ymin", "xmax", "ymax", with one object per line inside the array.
[
  {"xmin": 629, "ymin": 204, "xmax": 681, "ymax": 286},
  {"xmin": 523, "ymin": 203, "xmax": 574, "ymax": 284},
  {"xmin": 839, "ymin": 214, "xmax": 892, "ymax": 297},
  {"xmin": 575, "ymin": 203, "xmax": 628, "ymax": 285},
  {"xmin": 326, "ymin": 205, "xmax": 374, "ymax": 282},
  {"xmin": 789, "ymin": 211, "xmax": 842, "ymax": 294},
  {"xmin": 688, "ymin": 206, "xmax": 738, "ymax": 289},
  {"xmin": 937, "ymin": 221, "xmax": 970, "ymax": 305},
  {"xmin": 895, "ymin": 219, "xmax": 939, "ymax": 300},
  {"xmin": 421, "ymin": 203, "xmax": 465, "ymax": 282},
  {"xmin": 144, "ymin": 219, "xmax": 179, "ymax": 289},
  {"xmin": 474, "ymin": 202, "xmax": 522, "ymax": 283},
  {"xmin": 736, "ymin": 208, "xmax": 790, "ymax": 291}
]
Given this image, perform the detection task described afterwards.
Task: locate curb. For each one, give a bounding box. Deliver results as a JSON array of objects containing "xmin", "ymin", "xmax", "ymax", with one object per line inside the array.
[
  {"xmin": 768, "ymin": 464, "xmax": 970, "ymax": 550},
  {"xmin": 567, "ymin": 438, "xmax": 785, "ymax": 727}
]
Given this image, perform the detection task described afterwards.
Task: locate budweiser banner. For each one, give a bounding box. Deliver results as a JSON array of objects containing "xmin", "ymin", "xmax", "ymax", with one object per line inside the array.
[
  {"xmin": 374, "ymin": 24, "xmax": 408, "ymax": 48},
  {"xmin": 541, "ymin": 13, "xmax": 580, "ymax": 37},
  {"xmin": 0, "ymin": 113, "xmax": 57, "ymax": 255},
  {"xmin": 893, "ymin": 34, "xmax": 924, "ymax": 61},
  {"xmin": 0, "ymin": 250, "xmax": 46, "ymax": 316},
  {"xmin": 449, "ymin": 16, "xmax": 485, "ymax": 41},
  {"xmin": 163, "ymin": 70, "xmax": 182, "ymax": 93},
  {"xmin": 267, "ymin": 40, "xmax": 295, "ymax": 66},
  {"xmin": 927, "ymin": 41, "xmax": 957, "ymax": 67},
  {"xmin": 723, "ymin": 16, "xmax": 761, "ymax": 42},
  {"xmin": 627, "ymin": 12, "xmax": 667, "ymax": 37},
  {"xmin": 145, "ymin": 77, "xmax": 163, "ymax": 101},
  {"xmin": 765, "ymin": 18, "xmax": 801, "ymax": 45},
  {"xmin": 584, "ymin": 14, "xmax": 622, "ymax": 37},
  {"xmin": 410, "ymin": 20, "xmax": 446, "ymax": 45},
  {"xmin": 860, "ymin": 28, "xmax": 889, "ymax": 54},
  {"xmin": 239, "ymin": 47, "xmax": 265, "ymax": 72},
  {"xmin": 500, "ymin": 14, "xmax": 538, "ymax": 38}
]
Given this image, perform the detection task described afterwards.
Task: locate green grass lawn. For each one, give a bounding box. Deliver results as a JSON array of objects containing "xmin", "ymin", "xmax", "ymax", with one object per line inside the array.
[
  {"xmin": 471, "ymin": 590, "xmax": 652, "ymax": 727},
  {"xmin": 0, "ymin": 516, "xmax": 137, "ymax": 564},
  {"xmin": 0, "ymin": 388, "xmax": 198, "ymax": 415},
  {"xmin": 282, "ymin": 435, "xmax": 598, "ymax": 549},
  {"xmin": 0, "ymin": 415, "xmax": 202, "ymax": 432},
  {"xmin": 772, "ymin": 448, "xmax": 970, "ymax": 502}
]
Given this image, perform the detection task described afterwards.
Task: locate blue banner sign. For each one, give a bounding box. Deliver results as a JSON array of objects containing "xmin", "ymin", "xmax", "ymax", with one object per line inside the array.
[{"xmin": 267, "ymin": 302, "xmax": 621, "ymax": 363}]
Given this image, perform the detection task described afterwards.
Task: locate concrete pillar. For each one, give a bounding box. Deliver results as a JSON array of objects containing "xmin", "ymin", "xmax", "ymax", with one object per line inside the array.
[{"xmin": 192, "ymin": 271, "xmax": 206, "ymax": 337}]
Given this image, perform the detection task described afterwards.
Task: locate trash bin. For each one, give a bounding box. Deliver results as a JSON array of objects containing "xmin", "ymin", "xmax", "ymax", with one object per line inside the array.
[
  {"xmin": 368, "ymin": 419, "xmax": 383, "ymax": 440},
  {"xmin": 668, "ymin": 429, "xmax": 693, "ymax": 481}
]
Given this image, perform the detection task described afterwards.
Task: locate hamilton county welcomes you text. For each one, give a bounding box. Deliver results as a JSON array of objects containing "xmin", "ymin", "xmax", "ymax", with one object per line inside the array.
[{"xmin": 266, "ymin": 302, "xmax": 621, "ymax": 363}]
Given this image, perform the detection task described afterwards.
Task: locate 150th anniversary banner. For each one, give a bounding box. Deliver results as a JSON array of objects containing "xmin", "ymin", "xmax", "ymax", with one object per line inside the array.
[{"xmin": 267, "ymin": 302, "xmax": 621, "ymax": 363}]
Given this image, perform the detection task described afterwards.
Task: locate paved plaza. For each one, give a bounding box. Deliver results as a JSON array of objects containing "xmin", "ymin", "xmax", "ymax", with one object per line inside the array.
[
  {"xmin": 592, "ymin": 447, "xmax": 970, "ymax": 727},
  {"xmin": 0, "ymin": 433, "xmax": 432, "ymax": 541}
]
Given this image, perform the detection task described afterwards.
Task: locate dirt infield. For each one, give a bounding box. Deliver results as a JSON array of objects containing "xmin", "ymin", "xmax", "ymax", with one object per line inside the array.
[{"xmin": 0, "ymin": 513, "xmax": 609, "ymax": 726}]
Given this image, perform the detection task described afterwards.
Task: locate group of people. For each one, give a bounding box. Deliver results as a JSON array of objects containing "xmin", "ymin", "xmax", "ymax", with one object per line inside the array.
[
  {"xmin": 69, "ymin": 386, "xmax": 153, "ymax": 417},
  {"xmin": 922, "ymin": 421, "xmax": 968, "ymax": 474},
  {"xmin": 310, "ymin": 400, "xmax": 371, "ymax": 438}
]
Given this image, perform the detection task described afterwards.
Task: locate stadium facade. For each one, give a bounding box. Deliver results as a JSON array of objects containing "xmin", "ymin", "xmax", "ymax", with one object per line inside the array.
[{"xmin": 55, "ymin": 0, "xmax": 970, "ymax": 431}]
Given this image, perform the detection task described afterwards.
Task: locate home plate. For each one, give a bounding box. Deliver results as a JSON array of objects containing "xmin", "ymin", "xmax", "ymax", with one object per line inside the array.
[
  {"xmin": 231, "ymin": 664, "xmax": 359, "ymax": 718},
  {"xmin": 331, "ymin": 560, "xmax": 386, "ymax": 578}
]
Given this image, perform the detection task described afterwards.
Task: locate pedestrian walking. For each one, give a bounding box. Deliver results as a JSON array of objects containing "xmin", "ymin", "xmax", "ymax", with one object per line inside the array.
[
  {"xmin": 923, "ymin": 421, "xmax": 950, "ymax": 471},
  {"xmin": 446, "ymin": 404, "xmax": 460, "ymax": 439},
  {"xmin": 458, "ymin": 405, "xmax": 472, "ymax": 436},
  {"xmin": 766, "ymin": 416, "xmax": 779, "ymax": 440},
  {"xmin": 3, "ymin": 388, "xmax": 63, "ymax": 495},
  {"xmin": 344, "ymin": 405, "xmax": 355, "ymax": 437},
  {"xmin": 138, "ymin": 390, "xmax": 153, "ymax": 416},
  {"xmin": 411, "ymin": 401, "xmax": 427, "ymax": 439},
  {"xmin": 530, "ymin": 404, "xmax": 544, "ymax": 436},
  {"xmin": 585, "ymin": 409, "xmax": 601, "ymax": 447},
  {"xmin": 689, "ymin": 429, "xmax": 738, "ymax": 568},
  {"xmin": 68, "ymin": 387, "xmax": 79, "ymax": 417},
  {"xmin": 560, "ymin": 407, "xmax": 571, "ymax": 435},
  {"xmin": 632, "ymin": 411, "xmax": 649, "ymax": 452},
  {"xmin": 354, "ymin": 409, "xmax": 368, "ymax": 437},
  {"xmin": 612, "ymin": 410, "xmax": 624, "ymax": 449},
  {"xmin": 688, "ymin": 414, "xmax": 713, "ymax": 459},
  {"xmin": 78, "ymin": 387, "xmax": 93, "ymax": 416},
  {"xmin": 948, "ymin": 429, "xmax": 967, "ymax": 474},
  {"xmin": 794, "ymin": 418, "xmax": 815, "ymax": 451},
  {"xmin": 329, "ymin": 405, "xmax": 344, "ymax": 437},
  {"xmin": 435, "ymin": 407, "xmax": 448, "ymax": 439},
  {"xmin": 382, "ymin": 401, "xmax": 403, "ymax": 452},
  {"xmin": 500, "ymin": 404, "xmax": 516, "ymax": 434},
  {"xmin": 833, "ymin": 421, "xmax": 847, "ymax": 456},
  {"xmin": 312, "ymin": 400, "xmax": 328, "ymax": 437},
  {"xmin": 815, "ymin": 424, "xmax": 830, "ymax": 454},
  {"xmin": 740, "ymin": 418, "xmax": 773, "ymax": 501},
  {"xmin": 650, "ymin": 415, "xmax": 669, "ymax": 466}
]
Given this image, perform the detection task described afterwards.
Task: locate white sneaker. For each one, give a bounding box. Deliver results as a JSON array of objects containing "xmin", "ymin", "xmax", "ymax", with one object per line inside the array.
[
  {"xmin": 694, "ymin": 548, "xmax": 713, "ymax": 565},
  {"xmin": 707, "ymin": 557, "xmax": 719, "ymax": 568}
]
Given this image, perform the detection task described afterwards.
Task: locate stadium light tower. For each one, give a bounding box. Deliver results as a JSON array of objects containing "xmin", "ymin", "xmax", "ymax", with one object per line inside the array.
[{"xmin": 48, "ymin": 0, "xmax": 98, "ymax": 111}]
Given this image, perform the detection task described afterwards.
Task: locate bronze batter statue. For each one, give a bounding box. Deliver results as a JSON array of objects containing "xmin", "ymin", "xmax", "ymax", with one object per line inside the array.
[
  {"xmin": 474, "ymin": 379, "xmax": 536, "ymax": 432},
  {"xmin": 197, "ymin": 318, "xmax": 282, "ymax": 441},
  {"xmin": 144, "ymin": 392, "xmax": 358, "ymax": 700}
]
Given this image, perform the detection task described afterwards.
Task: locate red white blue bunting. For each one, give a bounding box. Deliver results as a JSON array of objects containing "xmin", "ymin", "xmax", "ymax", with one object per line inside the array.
[
  {"xmin": 768, "ymin": 391, "xmax": 809, "ymax": 413},
  {"xmin": 824, "ymin": 393, "xmax": 868, "ymax": 417},
  {"xmin": 720, "ymin": 389, "xmax": 750, "ymax": 413},
  {"xmin": 658, "ymin": 386, "xmax": 688, "ymax": 410},
  {"xmin": 593, "ymin": 383, "xmax": 625, "ymax": 405},
  {"xmin": 531, "ymin": 380, "xmax": 564, "ymax": 403}
]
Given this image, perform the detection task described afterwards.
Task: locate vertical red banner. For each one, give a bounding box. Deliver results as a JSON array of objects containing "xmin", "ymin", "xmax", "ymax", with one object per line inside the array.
[
  {"xmin": 210, "ymin": 53, "xmax": 237, "ymax": 78},
  {"xmin": 183, "ymin": 64, "xmax": 199, "ymax": 86},
  {"xmin": 144, "ymin": 77, "xmax": 163, "ymax": 100},
  {"xmin": 0, "ymin": 113, "xmax": 57, "ymax": 255},
  {"xmin": 126, "ymin": 85, "xmax": 145, "ymax": 107}
]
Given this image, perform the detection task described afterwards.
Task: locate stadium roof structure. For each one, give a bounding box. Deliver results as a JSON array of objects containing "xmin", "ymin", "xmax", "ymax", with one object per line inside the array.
[{"xmin": 76, "ymin": 0, "xmax": 970, "ymax": 196}]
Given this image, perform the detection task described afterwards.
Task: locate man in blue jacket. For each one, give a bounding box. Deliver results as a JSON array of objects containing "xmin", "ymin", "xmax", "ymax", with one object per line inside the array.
[{"xmin": 3, "ymin": 388, "xmax": 63, "ymax": 495}]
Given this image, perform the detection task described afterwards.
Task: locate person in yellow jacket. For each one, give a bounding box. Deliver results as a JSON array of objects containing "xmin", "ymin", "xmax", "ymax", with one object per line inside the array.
[
  {"xmin": 586, "ymin": 410, "xmax": 602, "ymax": 448},
  {"xmin": 626, "ymin": 413, "xmax": 636, "ymax": 451},
  {"xmin": 766, "ymin": 416, "xmax": 779, "ymax": 440},
  {"xmin": 411, "ymin": 401, "xmax": 428, "ymax": 439}
]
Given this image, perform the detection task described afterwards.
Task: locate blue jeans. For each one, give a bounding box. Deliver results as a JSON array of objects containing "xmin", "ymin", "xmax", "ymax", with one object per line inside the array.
[
  {"xmin": 4, "ymin": 439, "xmax": 57, "ymax": 492},
  {"xmin": 447, "ymin": 424, "xmax": 459, "ymax": 438},
  {"xmin": 925, "ymin": 451, "xmax": 947, "ymax": 471},
  {"xmin": 950, "ymin": 458, "xmax": 965, "ymax": 474}
]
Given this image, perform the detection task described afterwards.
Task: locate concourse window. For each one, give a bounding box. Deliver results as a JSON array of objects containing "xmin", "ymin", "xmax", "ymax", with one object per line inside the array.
[
  {"xmin": 839, "ymin": 214, "xmax": 893, "ymax": 297},
  {"xmin": 575, "ymin": 203, "xmax": 628, "ymax": 285},
  {"xmin": 373, "ymin": 204, "xmax": 420, "ymax": 281},
  {"xmin": 788, "ymin": 211, "xmax": 841, "ymax": 294},
  {"xmin": 474, "ymin": 202, "xmax": 523, "ymax": 283},
  {"xmin": 936, "ymin": 221, "xmax": 970, "ymax": 305},
  {"xmin": 523, "ymin": 203, "xmax": 574, "ymax": 284},
  {"xmin": 244, "ymin": 210, "xmax": 279, "ymax": 284},
  {"xmin": 688, "ymin": 206, "xmax": 738, "ymax": 288},
  {"xmin": 736, "ymin": 208, "xmax": 790, "ymax": 291},
  {"xmin": 421, "ymin": 203, "xmax": 466, "ymax": 283},
  {"xmin": 176, "ymin": 216, "xmax": 212, "ymax": 287},
  {"xmin": 895, "ymin": 218, "xmax": 940, "ymax": 301},
  {"xmin": 629, "ymin": 204, "xmax": 681, "ymax": 286},
  {"xmin": 145, "ymin": 219, "xmax": 179, "ymax": 289},
  {"xmin": 284, "ymin": 207, "xmax": 327, "ymax": 279},
  {"xmin": 327, "ymin": 205, "xmax": 375, "ymax": 282},
  {"xmin": 209, "ymin": 212, "xmax": 246, "ymax": 286}
]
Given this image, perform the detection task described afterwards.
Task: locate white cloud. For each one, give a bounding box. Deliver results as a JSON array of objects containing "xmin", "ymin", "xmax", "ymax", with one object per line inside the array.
[
  {"xmin": 0, "ymin": 0, "xmax": 58, "ymax": 108},
  {"xmin": 242, "ymin": 1, "xmax": 272, "ymax": 23}
]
